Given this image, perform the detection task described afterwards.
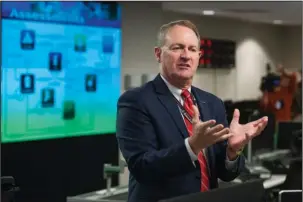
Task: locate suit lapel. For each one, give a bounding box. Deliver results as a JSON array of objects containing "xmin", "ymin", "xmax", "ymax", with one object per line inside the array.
[
  {"xmin": 152, "ymin": 74, "xmax": 189, "ymax": 138},
  {"xmin": 191, "ymin": 87, "xmax": 211, "ymax": 121},
  {"xmin": 153, "ymin": 77, "xmax": 216, "ymax": 180}
]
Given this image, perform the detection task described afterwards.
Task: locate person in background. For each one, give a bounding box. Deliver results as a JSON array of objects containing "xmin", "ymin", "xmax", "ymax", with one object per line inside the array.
[
  {"xmin": 264, "ymin": 64, "xmax": 298, "ymax": 122},
  {"xmin": 116, "ymin": 20, "xmax": 268, "ymax": 202},
  {"xmin": 291, "ymin": 68, "xmax": 302, "ymax": 121},
  {"xmin": 260, "ymin": 63, "xmax": 278, "ymax": 111},
  {"xmin": 260, "ymin": 63, "xmax": 277, "ymax": 93}
]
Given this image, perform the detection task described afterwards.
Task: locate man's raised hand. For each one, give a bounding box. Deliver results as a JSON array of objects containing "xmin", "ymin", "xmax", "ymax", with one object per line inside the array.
[{"xmin": 188, "ymin": 106, "xmax": 233, "ymax": 155}]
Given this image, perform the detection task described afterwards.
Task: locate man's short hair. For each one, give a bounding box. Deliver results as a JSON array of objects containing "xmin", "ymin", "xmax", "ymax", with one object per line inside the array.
[{"xmin": 157, "ymin": 20, "xmax": 201, "ymax": 47}]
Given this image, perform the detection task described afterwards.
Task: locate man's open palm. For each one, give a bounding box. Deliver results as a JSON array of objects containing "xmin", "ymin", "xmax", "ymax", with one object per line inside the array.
[{"xmin": 228, "ymin": 109, "xmax": 268, "ymax": 151}]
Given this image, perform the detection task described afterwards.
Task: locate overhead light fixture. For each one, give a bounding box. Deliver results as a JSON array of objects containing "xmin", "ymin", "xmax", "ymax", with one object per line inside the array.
[
  {"xmin": 273, "ymin": 20, "xmax": 283, "ymax": 24},
  {"xmin": 202, "ymin": 10, "xmax": 215, "ymax": 15}
]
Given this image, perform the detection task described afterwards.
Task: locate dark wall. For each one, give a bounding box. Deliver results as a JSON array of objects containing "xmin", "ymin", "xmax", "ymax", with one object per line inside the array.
[{"xmin": 1, "ymin": 134, "xmax": 119, "ymax": 202}]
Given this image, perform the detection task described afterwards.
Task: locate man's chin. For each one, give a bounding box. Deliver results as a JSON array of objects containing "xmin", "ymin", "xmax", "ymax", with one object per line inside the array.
[{"xmin": 176, "ymin": 72, "xmax": 193, "ymax": 80}]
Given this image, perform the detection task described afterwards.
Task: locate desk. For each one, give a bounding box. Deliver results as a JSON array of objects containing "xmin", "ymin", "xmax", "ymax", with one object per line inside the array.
[
  {"xmin": 67, "ymin": 186, "xmax": 128, "ymax": 202},
  {"xmin": 66, "ymin": 175, "xmax": 287, "ymax": 202}
]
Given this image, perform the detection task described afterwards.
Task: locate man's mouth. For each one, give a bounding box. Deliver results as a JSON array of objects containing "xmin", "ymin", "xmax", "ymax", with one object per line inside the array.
[{"xmin": 177, "ymin": 64, "xmax": 190, "ymax": 68}]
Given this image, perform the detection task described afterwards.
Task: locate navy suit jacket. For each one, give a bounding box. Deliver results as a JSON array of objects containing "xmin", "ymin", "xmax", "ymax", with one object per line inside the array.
[{"xmin": 116, "ymin": 74, "xmax": 245, "ymax": 202}]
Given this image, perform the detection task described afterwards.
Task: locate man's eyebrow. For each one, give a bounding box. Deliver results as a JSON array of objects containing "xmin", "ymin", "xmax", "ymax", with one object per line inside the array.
[
  {"xmin": 190, "ymin": 45, "xmax": 199, "ymax": 48},
  {"xmin": 170, "ymin": 43, "xmax": 183, "ymax": 47},
  {"xmin": 170, "ymin": 43, "xmax": 198, "ymax": 48}
]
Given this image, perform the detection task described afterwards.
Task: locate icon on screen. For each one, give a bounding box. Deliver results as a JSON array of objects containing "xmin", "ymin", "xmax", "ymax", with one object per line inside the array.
[
  {"xmin": 20, "ymin": 30, "xmax": 35, "ymax": 50},
  {"xmin": 74, "ymin": 34, "xmax": 87, "ymax": 52},
  {"xmin": 85, "ymin": 74, "xmax": 97, "ymax": 92},
  {"xmin": 41, "ymin": 88, "xmax": 55, "ymax": 108},
  {"xmin": 31, "ymin": 2, "xmax": 60, "ymax": 14},
  {"xmin": 49, "ymin": 52, "xmax": 62, "ymax": 71},
  {"xmin": 20, "ymin": 74, "xmax": 35, "ymax": 94},
  {"xmin": 102, "ymin": 35, "xmax": 114, "ymax": 53},
  {"xmin": 63, "ymin": 101, "xmax": 75, "ymax": 120}
]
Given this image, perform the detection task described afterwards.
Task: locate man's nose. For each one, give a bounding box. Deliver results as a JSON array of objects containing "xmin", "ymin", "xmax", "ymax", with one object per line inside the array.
[{"xmin": 180, "ymin": 49, "xmax": 190, "ymax": 60}]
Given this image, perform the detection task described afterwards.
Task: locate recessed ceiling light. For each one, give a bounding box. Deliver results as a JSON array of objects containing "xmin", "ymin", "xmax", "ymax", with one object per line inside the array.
[
  {"xmin": 273, "ymin": 20, "xmax": 283, "ymax": 24},
  {"xmin": 202, "ymin": 10, "xmax": 215, "ymax": 15}
]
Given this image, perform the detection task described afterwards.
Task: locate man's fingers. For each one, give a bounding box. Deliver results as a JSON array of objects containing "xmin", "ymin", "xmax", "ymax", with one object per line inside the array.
[
  {"xmin": 252, "ymin": 116, "xmax": 268, "ymax": 127},
  {"xmin": 246, "ymin": 124, "xmax": 263, "ymax": 141},
  {"xmin": 251, "ymin": 122, "xmax": 268, "ymax": 138},
  {"xmin": 257, "ymin": 122, "xmax": 267, "ymax": 134},
  {"xmin": 200, "ymin": 119, "xmax": 216, "ymax": 130},
  {"xmin": 261, "ymin": 123, "xmax": 268, "ymax": 132},
  {"xmin": 192, "ymin": 105, "xmax": 200, "ymax": 125},
  {"xmin": 252, "ymin": 118, "xmax": 263, "ymax": 126},
  {"xmin": 216, "ymin": 133, "xmax": 233, "ymax": 142},
  {"xmin": 206, "ymin": 124, "xmax": 224, "ymax": 135},
  {"xmin": 212, "ymin": 128, "xmax": 230, "ymax": 138},
  {"xmin": 231, "ymin": 108, "xmax": 240, "ymax": 124},
  {"xmin": 255, "ymin": 124, "xmax": 265, "ymax": 137}
]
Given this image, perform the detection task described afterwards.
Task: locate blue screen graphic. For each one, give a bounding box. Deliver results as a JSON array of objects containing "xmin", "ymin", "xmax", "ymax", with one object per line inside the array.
[{"xmin": 1, "ymin": 1, "xmax": 122, "ymax": 143}]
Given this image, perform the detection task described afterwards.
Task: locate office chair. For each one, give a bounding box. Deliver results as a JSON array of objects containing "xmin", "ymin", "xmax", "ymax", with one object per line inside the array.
[{"xmin": 289, "ymin": 129, "xmax": 302, "ymax": 157}]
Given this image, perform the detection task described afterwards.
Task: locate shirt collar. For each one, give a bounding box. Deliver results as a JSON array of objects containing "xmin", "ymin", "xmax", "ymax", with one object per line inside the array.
[{"xmin": 160, "ymin": 74, "xmax": 191, "ymax": 101}]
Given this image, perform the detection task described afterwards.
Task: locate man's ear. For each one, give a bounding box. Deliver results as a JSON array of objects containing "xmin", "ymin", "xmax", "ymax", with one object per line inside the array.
[
  {"xmin": 198, "ymin": 49, "xmax": 202, "ymax": 58},
  {"xmin": 154, "ymin": 47, "xmax": 162, "ymax": 63}
]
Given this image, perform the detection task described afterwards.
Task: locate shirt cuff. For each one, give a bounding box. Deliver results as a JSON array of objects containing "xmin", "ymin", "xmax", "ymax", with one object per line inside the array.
[
  {"xmin": 185, "ymin": 138, "xmax": 198, "ymax": 162},
  {"xmin": 225, "ymin": 152, "xmax": 239, "ymax": 170}
]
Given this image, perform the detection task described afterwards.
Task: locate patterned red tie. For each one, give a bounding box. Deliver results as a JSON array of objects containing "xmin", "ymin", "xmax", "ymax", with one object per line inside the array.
[{"xmin": 181, "ymin": 89, "xmax": 210, "ymax": 192}]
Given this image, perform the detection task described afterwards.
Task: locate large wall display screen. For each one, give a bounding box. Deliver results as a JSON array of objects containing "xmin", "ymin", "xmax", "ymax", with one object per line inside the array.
[{"xmin": 1, "ymin": 1, "xmax": 121, "ymax": 143}]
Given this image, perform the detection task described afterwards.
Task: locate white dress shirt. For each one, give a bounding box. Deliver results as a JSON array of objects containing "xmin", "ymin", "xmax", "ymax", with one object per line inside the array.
[{"xmin": 160, "ymin": 74, "xmax": 238, "ymax": 170}]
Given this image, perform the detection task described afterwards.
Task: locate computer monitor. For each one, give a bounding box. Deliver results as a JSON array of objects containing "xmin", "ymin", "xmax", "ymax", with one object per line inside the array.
[
  {"xmin": 249, "ymin": 112, "xmax": 276, "ymax": 155},
  {"xmin": 277, "ymin": 122, "xmax": 302, "ymax": 150},
  {"xmin": 225, "ymin": 100, "xmax": 260, "ymax": 124},
  {"xmin": 279, "ymin": 190, "xmax": 302, "ymax": 202}
]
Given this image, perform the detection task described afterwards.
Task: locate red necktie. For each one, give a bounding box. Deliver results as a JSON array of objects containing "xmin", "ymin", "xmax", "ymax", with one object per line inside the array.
[{"xmin": 181, "ymin": 89, "xmax": 210, "ymax": 192}]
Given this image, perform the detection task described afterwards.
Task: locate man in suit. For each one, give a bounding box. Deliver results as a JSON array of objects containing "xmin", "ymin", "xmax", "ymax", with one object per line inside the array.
[{"xmin": 116, "ymin": 20, "xmax": 268, "ymax": 202}]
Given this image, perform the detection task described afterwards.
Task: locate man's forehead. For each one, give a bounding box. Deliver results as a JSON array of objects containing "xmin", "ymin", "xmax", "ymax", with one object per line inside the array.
[
  {"xmin": 167, "ymin": 27, "xmax": 197, "ymax": 38},
  {"xmin": 165, "ymin": 37, "xmax": 199, "ymax": 47},
  {"xmin": 166, "ymin": 35, "xmax": 198, "ymax": 45}
]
